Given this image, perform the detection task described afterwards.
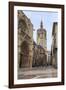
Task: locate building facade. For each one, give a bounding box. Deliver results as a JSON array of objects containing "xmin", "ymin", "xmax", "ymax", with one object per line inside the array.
[
  {"xmin": 47, "ymin": 51, "xmax": 51, "ymax": 65},
  {"xmin": 18, "ymin": 11, "xmax": 33, "ymax": 68},
  {"xmin": 32, "ymin": 41, "xmax": 47, "ymax": 67},
  {"xmin": 51, "ymin": 22, "xmax": 58, "ymax": 68},
  {"xmin": 32, "ymin": 41, "xmax": 38, "ymax": 67}
]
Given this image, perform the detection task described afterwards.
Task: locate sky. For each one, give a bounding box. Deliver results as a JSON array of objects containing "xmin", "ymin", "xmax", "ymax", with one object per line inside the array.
[{"xmin": 23, "ymin": 10, "xmax": 58, "ymax": 51}]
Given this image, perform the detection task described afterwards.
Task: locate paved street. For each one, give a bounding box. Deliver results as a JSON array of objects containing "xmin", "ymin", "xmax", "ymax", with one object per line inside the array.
[{"xmin": 18, "ymin": 66, "xmax": 57, "ymax": 79}]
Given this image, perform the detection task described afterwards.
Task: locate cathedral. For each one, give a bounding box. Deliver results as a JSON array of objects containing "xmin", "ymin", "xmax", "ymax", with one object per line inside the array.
[{"xmin": 18, "ymin": 11, "xmax": 47, "ymax": 69}]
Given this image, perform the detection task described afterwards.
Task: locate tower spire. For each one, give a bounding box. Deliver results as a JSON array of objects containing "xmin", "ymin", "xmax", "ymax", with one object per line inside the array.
[{"xmin": 40, "ymin": 19, "xmax": 43, "ymax": 29}]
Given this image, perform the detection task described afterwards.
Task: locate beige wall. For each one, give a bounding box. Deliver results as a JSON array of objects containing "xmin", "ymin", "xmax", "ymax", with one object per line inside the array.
[{"xmin": 51, "ymin": 22, "xmax": 58, "ymax": 68}]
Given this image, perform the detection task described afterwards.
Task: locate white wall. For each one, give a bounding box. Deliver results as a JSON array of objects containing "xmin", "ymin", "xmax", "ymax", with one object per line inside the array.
[{"xmin": 0, "ymin": 0, "xmax": 66, "ymax": 90}]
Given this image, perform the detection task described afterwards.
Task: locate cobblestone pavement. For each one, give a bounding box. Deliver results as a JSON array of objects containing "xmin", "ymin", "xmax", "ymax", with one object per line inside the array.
[{"xmin": 18, "ymin": 66, "xmax": 57, "ymax": 79}]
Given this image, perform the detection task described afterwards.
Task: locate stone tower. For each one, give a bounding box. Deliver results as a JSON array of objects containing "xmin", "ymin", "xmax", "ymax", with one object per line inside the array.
[{"xmin": 37, "ymin": 20, "xmax": 47, "ymax": 50}]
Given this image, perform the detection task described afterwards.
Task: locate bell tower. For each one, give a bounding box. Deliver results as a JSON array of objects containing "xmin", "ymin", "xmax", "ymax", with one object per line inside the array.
[{"xmin": 37, "ymin": 20, "xmax": 47, "ymax": 50}]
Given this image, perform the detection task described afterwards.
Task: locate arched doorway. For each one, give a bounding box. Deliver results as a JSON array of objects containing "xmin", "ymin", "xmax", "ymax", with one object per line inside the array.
[{"xmin": 19, "ymin": 41, "xmax": 29, "ymax": 68}]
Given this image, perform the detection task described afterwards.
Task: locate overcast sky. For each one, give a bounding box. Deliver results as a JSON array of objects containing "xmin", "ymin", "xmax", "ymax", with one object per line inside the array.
[{"xmin": 23, "ymin": 10, "xmax": 58, "ymax": 51}]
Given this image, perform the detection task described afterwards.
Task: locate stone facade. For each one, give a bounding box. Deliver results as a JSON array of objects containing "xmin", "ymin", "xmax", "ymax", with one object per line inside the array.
[
  {"xmin": 32, "ymin": 41, "xmax": 47, "ymax": 67},
  {"xmin": 18, "ymin": 11, "xmax": 33, "ymax": 68},
  {"xmin": 51, "ymin": 22, "xmax": 58, "ymax": 68},
  {"xmin": 47, "ymin": 51, "xmax": 51, "ymax": 65}
]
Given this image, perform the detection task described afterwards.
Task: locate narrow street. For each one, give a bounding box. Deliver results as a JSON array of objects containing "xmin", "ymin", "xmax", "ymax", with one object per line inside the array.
[{"xmin": 18, "ymin": 66, "xmax": 57, "ymax": 79}]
